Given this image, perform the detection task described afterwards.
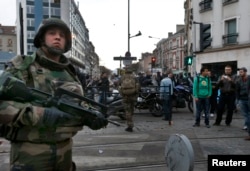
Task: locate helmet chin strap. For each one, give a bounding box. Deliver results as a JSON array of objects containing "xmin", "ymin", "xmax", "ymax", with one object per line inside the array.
[{"xmin": 43, "ymin": 43, "xmax": 64, "ymax": 56}]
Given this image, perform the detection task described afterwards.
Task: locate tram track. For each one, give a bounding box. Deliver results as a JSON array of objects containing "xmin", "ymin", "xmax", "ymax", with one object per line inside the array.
[
  {"xmin": 83, "ymin": 160, "xmax": 208, "ymax": 171},
  {"xmin": 73, "ymin": 134, "xmax": 245, "ymax": 149}
]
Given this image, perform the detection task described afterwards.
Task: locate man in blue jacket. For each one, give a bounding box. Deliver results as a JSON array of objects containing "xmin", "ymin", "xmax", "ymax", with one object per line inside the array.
[{"xmin": 160, "ymin": 71, "xmax": 174, "ymax": 125}]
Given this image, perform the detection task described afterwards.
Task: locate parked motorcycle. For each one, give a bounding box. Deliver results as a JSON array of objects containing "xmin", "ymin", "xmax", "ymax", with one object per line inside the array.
[
  {"xmin": 105, "ymin": 89, "xmax": 126, "ymax": 120},
  {"xmin": 135, "ymin": 86, "xmax": 163, "ymax": 117},
  {"xmin": 173, "ymin": 84, "xmax": 193, "ymax": 113}
]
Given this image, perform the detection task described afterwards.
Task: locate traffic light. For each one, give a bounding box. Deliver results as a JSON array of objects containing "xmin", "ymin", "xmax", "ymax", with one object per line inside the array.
[
  {"xmin": 184, "ymin": 56, "xmax": 193, "ymax": 66},
  {"xmin": 151, "ymin": 57, "xmax": 156, "ymax": 68},
  {"xmin": 200, "ymin": 23, "xmax": 212, "ymax": 51}
]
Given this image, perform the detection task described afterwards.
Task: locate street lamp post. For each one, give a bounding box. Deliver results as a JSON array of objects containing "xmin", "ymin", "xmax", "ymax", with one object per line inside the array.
[
  {"xmin": 114, "ymin": 0, "xmax": 141, "ymax": 71},
  {"xmin": 125, "ymin": 0, "xmax": 141, "ymax": 66}
]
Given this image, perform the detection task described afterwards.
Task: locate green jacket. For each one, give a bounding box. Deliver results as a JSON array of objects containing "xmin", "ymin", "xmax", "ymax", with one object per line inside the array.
[{"xmin": 193, "ymin": 75, "xmax": 212, "ymax": 98}]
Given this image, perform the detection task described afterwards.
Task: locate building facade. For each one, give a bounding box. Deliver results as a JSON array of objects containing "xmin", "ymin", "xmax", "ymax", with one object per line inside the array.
[
  {"xmin": 189, "ymin": 0, "xmax": 250, "ymax": 75},
  {"xmin": 138, "ymin": 52, "xmax": 154, "ymax": 73},
  {"xmin": 0, "ymin": 24, "xmax": 17, "ymax": 54},
  {"xmin": 16, "ymin": 0, "xmax": 99, "ymax": 74},
  {"xmin": 154, "ymin": 25, "xmax": 185, "ymax": 73}
]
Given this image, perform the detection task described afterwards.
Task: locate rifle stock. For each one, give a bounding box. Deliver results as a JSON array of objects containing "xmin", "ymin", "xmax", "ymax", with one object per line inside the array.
[{"xmin": 0, "ymin": 76, "xmax": 120, "ymax": 126}]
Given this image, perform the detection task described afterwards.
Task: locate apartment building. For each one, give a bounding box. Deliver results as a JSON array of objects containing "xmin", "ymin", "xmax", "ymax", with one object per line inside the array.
[
  {"xmin": 16, "ymin": 0, "xmax": 99, "ymax": 74},
  {"xmin": 155, "ymin": 25, "xmax": 185, "ymax": 73},
  {"xmin": 0, "ymin": 24, "xmax": 17, "ymax": 54},
  {"xmin": 188, "ymin": 0, "xmax": 250, "ymax": 75}
]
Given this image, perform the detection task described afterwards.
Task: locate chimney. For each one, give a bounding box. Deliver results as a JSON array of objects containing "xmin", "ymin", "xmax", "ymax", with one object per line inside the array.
[{"xmin": 168, "ymin": 32, "xmax": 173, "ymax": 37}]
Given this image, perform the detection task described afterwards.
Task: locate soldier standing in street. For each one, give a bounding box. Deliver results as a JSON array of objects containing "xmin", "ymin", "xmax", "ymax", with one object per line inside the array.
[
  {"xmin": 119, "ymin": 68, "xmax": 139, "ymax": 132},
  {"xmin": 0, "ymin": 18, "xmax": 108, "ymax": 171}
]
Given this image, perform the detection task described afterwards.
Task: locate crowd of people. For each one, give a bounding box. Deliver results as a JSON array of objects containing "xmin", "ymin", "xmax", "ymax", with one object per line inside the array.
[
  {"xmin": 83, "ymin": 65, "xmax": 250, "ymax": 141},
  {"xmin": 192, "ymin": 65, "xmax": 250, "ymax": 141}
]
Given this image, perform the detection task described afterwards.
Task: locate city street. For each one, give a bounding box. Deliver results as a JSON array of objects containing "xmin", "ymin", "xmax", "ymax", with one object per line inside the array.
[{"xmin": 0, "ymin": 107, "xmax": 249, "ymax": 171}]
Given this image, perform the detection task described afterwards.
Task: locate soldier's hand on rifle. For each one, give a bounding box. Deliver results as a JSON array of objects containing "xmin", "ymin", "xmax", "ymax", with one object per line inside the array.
[
  {"xmin": 84, "ymin": 111, "xmax": 108, "ymax": 130},
  {"xmin": 20, "ymin": 106, "xmax": 76, "ymax": 127},
  {"xmin": 42, "ymin": 107, "xmax": 77, "ymax": 127}
]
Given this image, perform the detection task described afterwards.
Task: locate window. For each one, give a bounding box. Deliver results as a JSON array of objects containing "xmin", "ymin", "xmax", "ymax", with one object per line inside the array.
[
  {"xmin": 27, "ymin": 5, "xmax": 34, "ymax": 14},
  {"xmin": 27, "ymin": 18, "xmax": 35, "ymax": 27},
  {"xmin": 54, "ymin": 0, "xmax": 60, "ymax": 3},
  {"xmin": 223, "ymin": 19, "xmax": 238, "ymax": 45},
  {"xmin": 27, "ymin": 31, "xmax": 35, "ymax": 39},
  {"xmin": 7, "ymin": 39, "xmax": 13, "ymax": 47},
  {"xmin": 199, "ymin": 0, "xmax": 213, "ymax": 12},
  {"xmin": 223, "ymin": 0, "xmax": 238, "ymax": 6},
  {"xmin": 0, "ymin": 39, "xmax": 2, "ymax": 46},
  {"xmin": 51, "ymin": 8, "xmax": 60, "ymax": 16}
]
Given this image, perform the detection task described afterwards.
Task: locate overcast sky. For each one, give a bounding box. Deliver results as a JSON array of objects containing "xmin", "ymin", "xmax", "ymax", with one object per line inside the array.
[{"xmin": 0, "ymin": 0, "xmax": 185, "ymax": 70}]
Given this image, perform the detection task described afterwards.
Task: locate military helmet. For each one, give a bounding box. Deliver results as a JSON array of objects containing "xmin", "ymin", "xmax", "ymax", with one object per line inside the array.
[{"xmin": 33, "ymin": 18, "xmax": 72, "ymax": 52}]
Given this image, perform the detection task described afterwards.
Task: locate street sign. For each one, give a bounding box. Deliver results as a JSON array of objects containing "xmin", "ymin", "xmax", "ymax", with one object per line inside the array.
[
  {"xmin": 113, "ymin": 56, "xmax": 137, "ymax": 60},
  {"xmin": 113, "ymin": 56, "xmax": 137, "ymax": 66}
]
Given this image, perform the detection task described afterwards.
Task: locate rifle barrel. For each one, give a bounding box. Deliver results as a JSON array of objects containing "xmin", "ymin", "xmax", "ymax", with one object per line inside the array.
[{"xmin": 107, "ymin": 119, "xmax": 121, "ymax": 126}]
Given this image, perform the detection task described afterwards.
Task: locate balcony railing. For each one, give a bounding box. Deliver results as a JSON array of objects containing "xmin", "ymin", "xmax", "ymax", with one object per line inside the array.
[
  {"xmin": 199, "ymin": 0, "xmax": 213, "ymax": 12},
  {"xmin": 223, "ymin": 0, "xmax": 238, "ymax": 6},
  {"xmin": 222, "ymin": 33, "xmax": 239, "ymax": 45}
]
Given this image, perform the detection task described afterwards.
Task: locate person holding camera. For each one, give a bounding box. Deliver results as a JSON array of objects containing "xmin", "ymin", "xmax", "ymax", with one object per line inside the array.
[{"xmin": 214, "ymin": 65, "xmax": 237, "ymax": 126}]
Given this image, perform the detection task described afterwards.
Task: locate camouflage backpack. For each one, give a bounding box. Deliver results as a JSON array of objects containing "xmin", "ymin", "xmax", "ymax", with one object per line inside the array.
[{"xmin": 120, "ymin": 74, "xmax": 137, "ymax": 95}]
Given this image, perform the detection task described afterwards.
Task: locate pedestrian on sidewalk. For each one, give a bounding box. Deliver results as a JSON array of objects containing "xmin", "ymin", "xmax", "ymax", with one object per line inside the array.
[
  {"xmin": 235, "ymin": 67, "xmax": 250, "ymax": 131},
  {"xmin": 214, "ymin": 65, "xmax": 237, "ymax": 126},
  {"xmin": 98, "ymin": 71, "xmax": 110, "ymax": 104},
  {"xmin": 208, "ymin": 70, "xmax": 218, "ymax": 118},
  {"xmin": 246, "ymin": 71, "xmax": 250, "ymax": 140},
  {"xmin": 119, "ymin": 68, "xmax": 139, "ymax": 132},
  {"xmin": 160, "ymin": 70, "xmax": 174, "ymax": 125},
  {"xmin": 193, "ymin": 66, "xmax": 212, "ymax": 128}
]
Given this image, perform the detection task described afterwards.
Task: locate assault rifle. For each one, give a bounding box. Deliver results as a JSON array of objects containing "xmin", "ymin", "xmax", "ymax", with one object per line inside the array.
[{"xmin": 0, "ymin": 76, "xmax": 120, "ymax": 126}]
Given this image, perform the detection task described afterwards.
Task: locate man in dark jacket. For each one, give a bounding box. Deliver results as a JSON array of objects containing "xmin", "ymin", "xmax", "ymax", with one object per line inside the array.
[
  {"xmin": 98, "ymin": 72, "xmax": 110, "ymax": 104},
  {"xmin": 236, "ymin": 67, "xmax": 250, "ymax": 141},
  {"xmin": 214, "ymin": 65, "xmax": 236, "ymax": 126}
]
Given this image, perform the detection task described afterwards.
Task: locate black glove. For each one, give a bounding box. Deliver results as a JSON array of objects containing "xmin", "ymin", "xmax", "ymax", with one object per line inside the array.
[
  {"xmin": 84, "ymin": 111, "xmax": 108, "ymax": 130},
  {"xmin": 42, "ymin": 107, "xmax": 74, "ymax": 127}
]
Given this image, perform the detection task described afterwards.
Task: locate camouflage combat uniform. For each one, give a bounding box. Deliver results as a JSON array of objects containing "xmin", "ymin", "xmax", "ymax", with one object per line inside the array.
[
  {"xmin": 0, "ymin": 49, "xmax": 84, "ymax": 171},
  {"xmin": 120, "ymin": 71, "xmax": 139, "ymax": 131}
]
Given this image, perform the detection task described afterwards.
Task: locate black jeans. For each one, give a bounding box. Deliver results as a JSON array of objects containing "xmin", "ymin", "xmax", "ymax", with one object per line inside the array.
[
  {"xmin": 162, "ymin": 96, "xmax": 172, "ymax": 121},
  {"xmin": 215, "ymin": 93, "xmax": 236, "ymax": 125}
]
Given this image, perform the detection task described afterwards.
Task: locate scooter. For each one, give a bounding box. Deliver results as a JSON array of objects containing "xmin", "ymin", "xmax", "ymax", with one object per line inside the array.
[{"xmin": 173, "ymin": 84, "xmax": 193, "ymax": 113}]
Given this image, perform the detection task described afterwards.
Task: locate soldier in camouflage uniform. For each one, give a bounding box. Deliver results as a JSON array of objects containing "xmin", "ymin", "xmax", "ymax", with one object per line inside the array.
[
  {"xmin": 0, "ymin": 18, "xmax": 108, "ymax": 171},
  {"xmin": 119, "ymin": 69, "xmax": 139, "ymax": 132}
]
